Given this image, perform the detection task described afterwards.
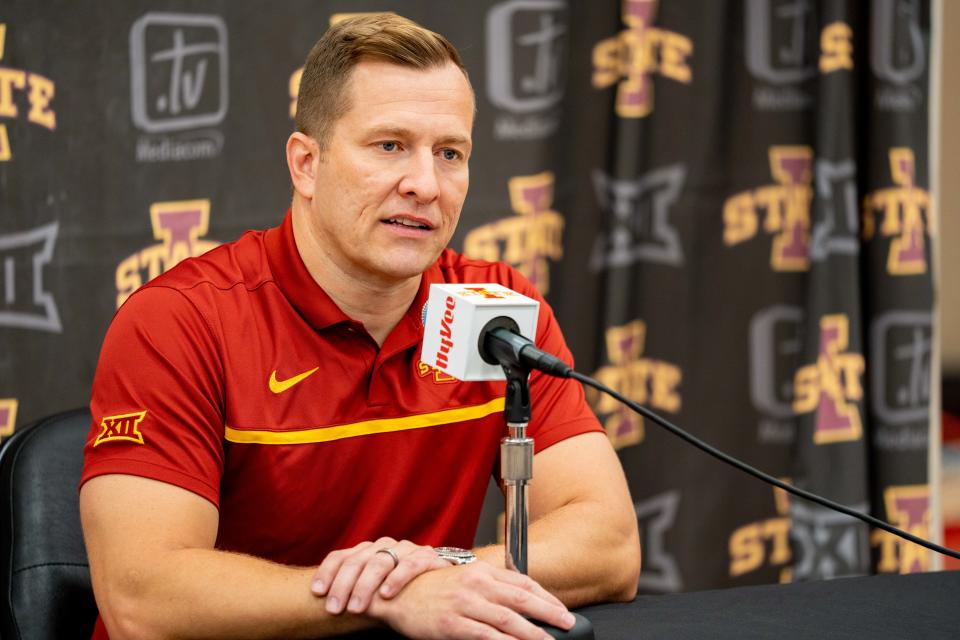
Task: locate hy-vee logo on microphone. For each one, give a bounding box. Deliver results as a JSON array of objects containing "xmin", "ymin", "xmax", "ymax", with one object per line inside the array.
[{"xmin": 434, "ymin": 295, "xmax": 457, "ymax": 370}]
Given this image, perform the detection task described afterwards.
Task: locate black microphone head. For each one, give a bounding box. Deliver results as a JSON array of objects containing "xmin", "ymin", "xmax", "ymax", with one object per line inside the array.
[{"xmin": 478, "ymin": 316, "xmax": 521, "ymax": 365}]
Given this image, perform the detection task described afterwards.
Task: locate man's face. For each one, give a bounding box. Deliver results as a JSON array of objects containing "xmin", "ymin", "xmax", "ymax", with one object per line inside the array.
[{"xmin": 307, "ymin": 60, "xmax": 474, "ymax": 286}]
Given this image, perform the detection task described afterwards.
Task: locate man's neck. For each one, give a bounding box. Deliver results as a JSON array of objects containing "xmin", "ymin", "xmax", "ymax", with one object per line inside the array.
[{"xmin": 291, "ymin": 207, "xmax": 421, "ymax": 346}]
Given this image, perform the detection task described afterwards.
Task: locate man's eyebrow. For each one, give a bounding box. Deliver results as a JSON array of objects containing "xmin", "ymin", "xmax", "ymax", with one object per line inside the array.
[
  {"xmin": 436, "ymin": 135, "xmax": 472, "ymax": 148},
  {"xmin": 368, "ymin": 126, "xmax": 413, "ymax": 140},
  {"xmin": 368, "ymin": 127, "xmax": 471, "ymax": 147}
]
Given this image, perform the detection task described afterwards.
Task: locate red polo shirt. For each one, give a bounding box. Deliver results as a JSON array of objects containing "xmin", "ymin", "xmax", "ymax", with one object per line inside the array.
[{"xmin": 81, "ymin": 210, "xmax": 601, "ymax": 567}]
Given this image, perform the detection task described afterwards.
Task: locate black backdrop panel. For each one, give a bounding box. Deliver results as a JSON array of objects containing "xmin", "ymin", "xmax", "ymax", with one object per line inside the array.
[{"xmin": 0, "ymin": 0, "xmax": 934, "ymax": 591}]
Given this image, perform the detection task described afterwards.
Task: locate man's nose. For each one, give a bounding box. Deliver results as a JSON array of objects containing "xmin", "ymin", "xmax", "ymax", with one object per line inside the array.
[{"xmin": 398, "ymin": 149, "xmax": 440, "ymax": 203}]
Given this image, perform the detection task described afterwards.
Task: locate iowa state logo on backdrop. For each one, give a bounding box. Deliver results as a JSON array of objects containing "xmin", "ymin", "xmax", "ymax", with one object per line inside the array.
[
  {"xmin": 750, "ymin": 307, "xmax": 870, "ymax": 448},
  {"xmin": 723, "ymin": 146, "xmax": 812, "ymax": 271},
  {"xmin": 726, "ymin": 147, "xmax": 859, "ymax": 273},
  {"xmin": 792, "ymin": 314, "xmax": 865, "ymax": 445},
  {"xmin": 129, "ymin": 12, "xmax": 228, "ymax": 162},
  {"xmin": 591, "ymin": 0, "xmax": 692, "ymax": 118},
  {"xmin": 463, "ymin": 172, "xmax": 564, "ymax": 295},
  {"xmin": 588, "ymin": 320, "xmax": 681, "ymax": 451},
  {"xmin": 0, "ymin": 23, "xmax": 57, "ymax": 162},
  {"xmin": 729, "ymin": 485, "xmax": 792, "ymax": 582},
  {"xmin": 0, "ymin": 398, "xmax": 17, "ymax": 438},
  {"xmin": 745, "ymin": 0, "xmax": 853, "ymax": 110},
  {"xmin": 115, "ymin": 200, "xmax": 220, "ymax": 307},
  {"xmin": 862, "ymin": 147, "xmax": 932, "ymax": 276},
  {"xmin": 873, "ymin": 485, "xmax": 929, "ymax": 574}
]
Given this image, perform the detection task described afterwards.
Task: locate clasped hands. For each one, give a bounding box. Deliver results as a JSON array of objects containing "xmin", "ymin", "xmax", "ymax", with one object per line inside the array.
[{"xmin": 311, "ymin": 537, "xmax": 575, "ymax": 639}]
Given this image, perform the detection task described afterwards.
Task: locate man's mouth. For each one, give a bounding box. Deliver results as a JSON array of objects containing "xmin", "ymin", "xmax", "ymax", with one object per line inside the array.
[{"xmin": 383, "ymin": 217, "xmax": 431, "ymax": 230}]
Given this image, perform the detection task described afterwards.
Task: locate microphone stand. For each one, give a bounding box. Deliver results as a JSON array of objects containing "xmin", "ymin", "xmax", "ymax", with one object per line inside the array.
[{"xmin": 500, "ymin": 364, "xmax": 594, "ymax": 639}]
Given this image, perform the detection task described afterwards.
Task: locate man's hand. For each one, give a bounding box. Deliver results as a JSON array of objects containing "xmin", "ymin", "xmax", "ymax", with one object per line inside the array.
[
  {"xmin": 369, "ymin": 561, "xmax": 575, "ymax": 640},
  {"xmin": 312, "ymin": 537, "xmax": 450, "ymax": 614}
]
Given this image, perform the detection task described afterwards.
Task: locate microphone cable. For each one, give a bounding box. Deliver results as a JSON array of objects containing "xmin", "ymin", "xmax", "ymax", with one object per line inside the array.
[{"xmin": 565, "ymin": 369, "xmax": 960, "ymax": 562}]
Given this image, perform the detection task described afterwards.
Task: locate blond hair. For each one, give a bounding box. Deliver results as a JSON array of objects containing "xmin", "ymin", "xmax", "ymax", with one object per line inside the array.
[{"xmin": 295, "ymin": 14, "xmax": 469, "ymax": 148}]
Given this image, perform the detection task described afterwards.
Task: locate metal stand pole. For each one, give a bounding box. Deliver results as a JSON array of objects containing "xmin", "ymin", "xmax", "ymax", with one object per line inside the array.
[
  {"xmin": 499, "ymin": 370, "xmax": 594, "ymax": 639},
  {"xmin": 499, "ymin": 372, "xmax": 532, "ymax": 574},
  {"xmin": 502, "ymin": 420, "xmax": 532, "ymax": 573}
]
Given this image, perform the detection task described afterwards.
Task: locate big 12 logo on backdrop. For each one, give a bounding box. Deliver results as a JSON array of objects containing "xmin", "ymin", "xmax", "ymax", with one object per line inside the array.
[
  {"xmin": 590, "ymin": 164, "xmax": 687, "ymax": 271},
  {"xmin": 0, "ymin": 223, "xmax": 60, "ymax": 333}
]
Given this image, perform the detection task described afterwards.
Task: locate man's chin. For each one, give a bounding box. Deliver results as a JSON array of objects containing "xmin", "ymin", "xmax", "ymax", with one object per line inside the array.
[{"xmin": 367, "ymin": 257, "xmax": 436, "ymax": 285}]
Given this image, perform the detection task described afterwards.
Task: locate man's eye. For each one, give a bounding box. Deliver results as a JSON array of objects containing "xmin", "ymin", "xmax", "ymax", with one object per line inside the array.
[
  {"xmin": 441, "ymin": 148, "xmax": 460, "ymax": 161},
  {"xmin": 380, "ymin": 142, "xmax": 398, "ymax": 152}
]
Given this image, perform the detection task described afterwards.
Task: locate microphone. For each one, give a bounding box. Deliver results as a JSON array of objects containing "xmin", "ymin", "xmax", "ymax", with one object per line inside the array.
[
  {"xmin": 420, "ymin": 284, "xmax": 572, "ymax": 380},
  {"xmin": 420, "ymin": 287, "xmax": 960, "ymax": 569},
  {"xmin": 481, "ymin": 325, "xmax": 573, "ymax": 378}
]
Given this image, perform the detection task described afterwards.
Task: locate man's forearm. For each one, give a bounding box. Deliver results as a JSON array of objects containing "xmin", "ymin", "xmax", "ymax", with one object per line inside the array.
[
  {"xmin": 474, "ymin": 496, "xmax": 640, "ymax": 608},
  {"xmin": 96, "ymin": 547, "xmax": 377, "ymax": 640},
  {"xmin": 475, "ymin": 432, "xmax": 642, "ymax": 608}
]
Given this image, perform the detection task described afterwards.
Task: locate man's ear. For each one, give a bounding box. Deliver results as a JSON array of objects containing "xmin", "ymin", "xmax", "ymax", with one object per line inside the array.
[{"xmin": 287, "ymin": 132, "xmax": 319, "ymax": 200}]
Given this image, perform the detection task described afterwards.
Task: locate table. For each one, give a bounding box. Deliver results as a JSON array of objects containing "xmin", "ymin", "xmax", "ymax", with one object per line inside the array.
[
  {"xmin": 348, "ymin": 571, "xmax": 958, "ymax": 638},
  {"xmin": 576, "ymin": 570, "xmax": 959, "ymax": 639}
]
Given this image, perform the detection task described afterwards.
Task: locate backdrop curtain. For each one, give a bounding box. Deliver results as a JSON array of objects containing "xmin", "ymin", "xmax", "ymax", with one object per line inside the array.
[{"xmin": 0, "ymin": 0, "xmax": 934, "ymax": 591}]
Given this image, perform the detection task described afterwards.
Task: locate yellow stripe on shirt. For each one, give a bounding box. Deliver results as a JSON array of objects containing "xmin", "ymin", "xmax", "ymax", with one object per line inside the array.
[{"xmin": 224, "ymin": 396, "xmax": 506, "ymax": 445}]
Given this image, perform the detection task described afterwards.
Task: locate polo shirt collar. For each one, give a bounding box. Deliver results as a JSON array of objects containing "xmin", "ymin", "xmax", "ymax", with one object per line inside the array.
[
  {"xmin": 264, "ymin": 210, "xmax": 351, "ymax": 331},
  {"xmin": 383, "ymin": 255, "xmax": 443, "ymax": 357},
  {"xmin": 264, "ymin": 210, "xmax": 444, "ymax": 349}
]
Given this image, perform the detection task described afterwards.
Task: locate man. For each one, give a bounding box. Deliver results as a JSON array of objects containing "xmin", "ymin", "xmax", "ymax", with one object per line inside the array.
[{"xmin": 80, "ymin": 14, "xmax": 640, "ymax": 640}]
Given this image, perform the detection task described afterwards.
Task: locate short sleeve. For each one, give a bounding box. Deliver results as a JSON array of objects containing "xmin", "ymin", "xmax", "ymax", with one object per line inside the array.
[
  {"xmin": 503, "ymin": 270, "xmax": 604, "ymax": 452},
  {"xmin": 80, "ymin": 286, "xmax": 226, "ymax": 507}
]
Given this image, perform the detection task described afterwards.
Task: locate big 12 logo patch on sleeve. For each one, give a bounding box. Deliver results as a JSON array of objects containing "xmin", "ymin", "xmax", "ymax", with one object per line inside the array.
[{"xmin": 94, "ymin": 410, "xmax": 148, "ymax": 447}]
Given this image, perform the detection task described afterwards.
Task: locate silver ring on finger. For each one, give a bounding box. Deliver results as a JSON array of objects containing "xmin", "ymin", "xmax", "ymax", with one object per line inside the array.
[{"xmin": 376, "ymin": 547, "xmax": 400, "ymax": 568}]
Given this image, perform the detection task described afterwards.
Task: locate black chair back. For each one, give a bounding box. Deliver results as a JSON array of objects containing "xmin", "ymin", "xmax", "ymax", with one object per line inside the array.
[{"xmin": 0, "ymin": 409, "xmax": 98, "ymax": 640}]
